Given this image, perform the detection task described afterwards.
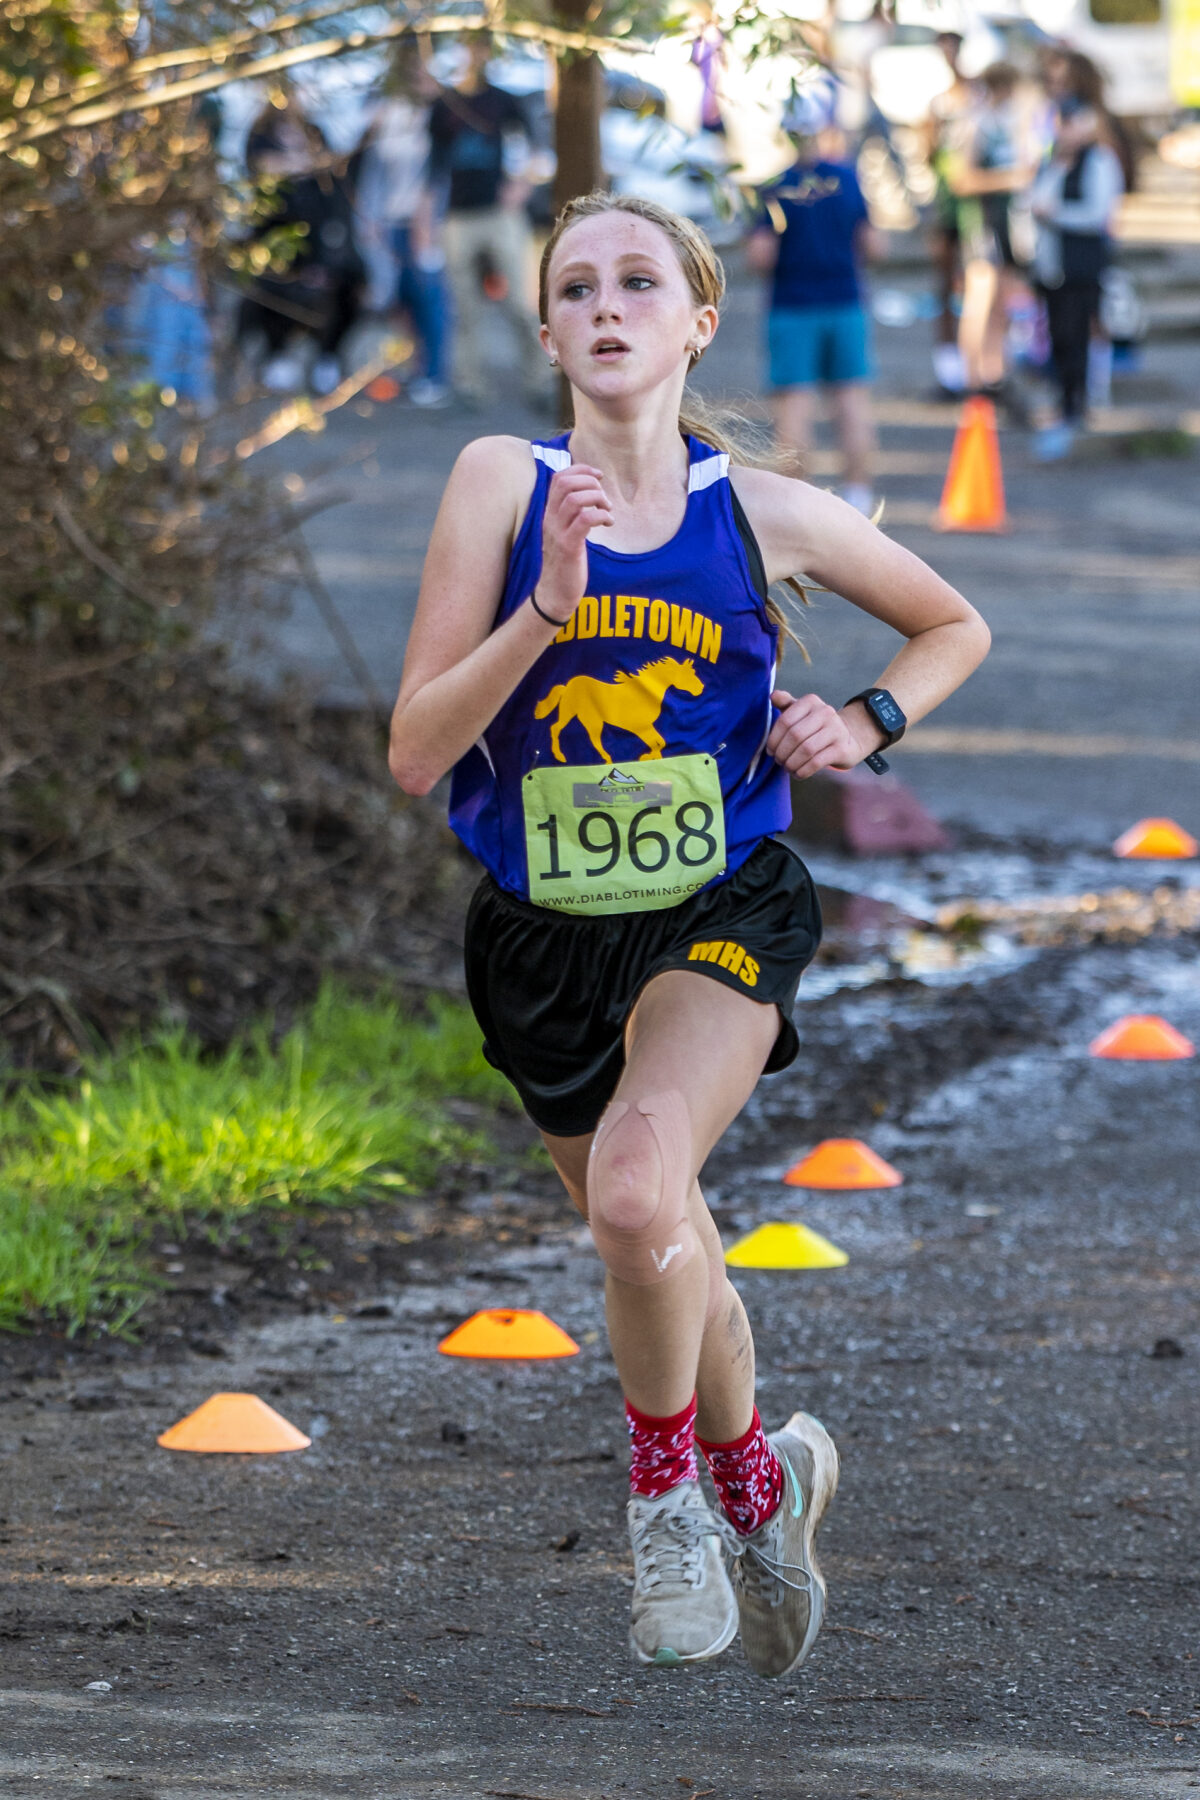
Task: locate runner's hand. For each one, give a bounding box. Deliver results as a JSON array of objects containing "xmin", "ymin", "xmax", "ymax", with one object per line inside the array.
[
  {"xmin": 534, "ymin": 466, "xmax": 614, "ymax": 624},
  {"xmin": 767, "ymin": 689, "xmax": 877, "ymax": 780}
]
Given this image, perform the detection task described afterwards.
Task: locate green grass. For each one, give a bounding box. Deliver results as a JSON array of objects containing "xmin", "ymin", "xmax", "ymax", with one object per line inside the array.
[{"xmin": 0, "ymin": 985, "xmax": 514, "ymax": 1336}]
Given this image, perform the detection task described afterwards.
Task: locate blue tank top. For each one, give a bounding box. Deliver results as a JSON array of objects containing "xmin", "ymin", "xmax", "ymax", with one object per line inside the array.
[{"xmin": 448, "ymin": 434, "xmax": 791, "ymax": 907}]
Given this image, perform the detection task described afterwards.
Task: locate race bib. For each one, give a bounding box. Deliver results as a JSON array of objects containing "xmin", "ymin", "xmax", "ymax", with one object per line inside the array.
[{"xmin": 522, "ymin": 754, "xmax": 726, "ymax": 917}]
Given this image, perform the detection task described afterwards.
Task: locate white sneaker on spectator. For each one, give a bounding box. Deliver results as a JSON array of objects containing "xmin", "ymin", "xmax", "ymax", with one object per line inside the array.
[
  {"xmin": 932, "ymin": 343, "xmax": 966, "ymax": 394},
  {"xmin": 261, "ymin": 355, "xmax": 305, "ymax": 394},
  {"xmin": 310, "ymin": 355, "xmax": 341, "ymax": 396},
  {"xmin": 408, "ymin": 378, "xmax": 452, "ymax": 409},
  {"xmin": 842, "ymin": 483, "xmax": 875, "ymax": 516}
]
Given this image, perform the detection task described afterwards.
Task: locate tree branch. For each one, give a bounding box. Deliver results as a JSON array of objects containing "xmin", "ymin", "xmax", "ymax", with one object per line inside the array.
[{"xmin": 5, "ymin": 13, "xmax": 648, "ymax": 147}]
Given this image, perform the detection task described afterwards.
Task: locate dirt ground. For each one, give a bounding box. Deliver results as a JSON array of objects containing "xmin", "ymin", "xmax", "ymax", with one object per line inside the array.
[{"xmin": 2, "ymin": 832, "xmax": 1197, "ymax": 1800}]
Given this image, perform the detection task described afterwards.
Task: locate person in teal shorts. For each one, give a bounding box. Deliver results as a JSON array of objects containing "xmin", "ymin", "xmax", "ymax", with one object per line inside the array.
[{"xmin": 747, "ymin": 89, "xmax": 881, "ymax": 515}]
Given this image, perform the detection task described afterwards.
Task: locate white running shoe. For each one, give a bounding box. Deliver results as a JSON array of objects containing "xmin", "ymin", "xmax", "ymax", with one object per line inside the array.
[
  {"xmin": 731, "ymin": 1411, "xmax": 839, "ymax": 1679},
  {"xmin": 627, "ymin": 1480, "xmax": 739, "ymax": 1666}
]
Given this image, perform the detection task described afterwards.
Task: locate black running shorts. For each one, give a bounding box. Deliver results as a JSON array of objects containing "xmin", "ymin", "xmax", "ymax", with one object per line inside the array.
[{"xmin": 464, "ymin": 836, "xmax": 821, "ymax": 1139}]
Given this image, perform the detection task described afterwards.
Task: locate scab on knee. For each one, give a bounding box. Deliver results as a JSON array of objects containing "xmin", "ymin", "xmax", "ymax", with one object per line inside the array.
[{"xmin": 587, "ymin": 1091, "xmax": 698, "ymax": 1286}]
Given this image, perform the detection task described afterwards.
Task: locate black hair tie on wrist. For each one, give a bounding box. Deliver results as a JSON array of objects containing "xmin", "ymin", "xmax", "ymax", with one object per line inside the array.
[{"xmin": 528, "ymin": 591, "xmax": 571, "ymax": 628}]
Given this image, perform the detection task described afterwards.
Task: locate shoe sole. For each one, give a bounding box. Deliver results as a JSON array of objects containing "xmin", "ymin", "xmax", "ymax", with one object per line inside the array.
[
  {"xmin": 629, "ymin": 1595, "xmax": 738, "ymax": 1667},
  {"xmin": 766, "ymin": 1411, "xmax": 840, "ymax": 1678}
]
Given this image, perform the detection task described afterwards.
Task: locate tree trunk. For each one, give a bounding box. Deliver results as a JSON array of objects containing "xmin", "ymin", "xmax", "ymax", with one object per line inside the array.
[{"xmin": 552, "ymin": 3, "xmax": 604, "ymax": 213}]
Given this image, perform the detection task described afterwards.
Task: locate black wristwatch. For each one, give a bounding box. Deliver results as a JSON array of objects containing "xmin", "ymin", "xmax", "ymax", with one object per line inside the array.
[{"xmin": 844, "ymin": 687, "xmax": 907, "ymax": 775}]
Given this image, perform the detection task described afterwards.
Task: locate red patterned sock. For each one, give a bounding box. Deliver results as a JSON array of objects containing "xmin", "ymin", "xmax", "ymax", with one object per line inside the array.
[
  {"xmin": 697, "ymin": 1406, "xmax": 784, "ymax": 1536},
  {"xmin": 626, "ymin": 1395, "xmax": 698, "ymax": 1498}
]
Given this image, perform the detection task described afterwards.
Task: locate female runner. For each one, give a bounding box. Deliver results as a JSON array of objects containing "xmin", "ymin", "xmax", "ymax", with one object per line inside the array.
[{"xmin": 389, "ymin": 192, "xmax": 989, "ymax": 1675}]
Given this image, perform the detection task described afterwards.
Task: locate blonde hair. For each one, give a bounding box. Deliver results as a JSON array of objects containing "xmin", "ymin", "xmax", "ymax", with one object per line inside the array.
[{"xmin": 539, "ymin": 191, "xmax": 810, "ymax": 650}]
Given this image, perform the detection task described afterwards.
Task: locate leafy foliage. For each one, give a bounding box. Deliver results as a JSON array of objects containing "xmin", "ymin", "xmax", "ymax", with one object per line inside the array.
[{"xmin": 0, "ymin": 982, "xmax": 514, "ymax": 1333}]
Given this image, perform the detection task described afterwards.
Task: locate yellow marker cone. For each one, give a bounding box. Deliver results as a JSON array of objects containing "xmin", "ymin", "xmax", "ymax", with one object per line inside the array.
[
  {"xmin": 1112, "ymin": 818, "xmax": 1197, "ymax": 859},
  {"xmin": 437, "ymin": 1308, "xmax": 579, "ymax": 1359},
  {"xmin": 1088, "ymin": 1014, "xmax": 1194, "ymax": 1060},
  {"xmin": 784, "ymin": 1138, "xmax": 903, "ymax": 1190},
  {"xmin": 157, "ymin": 1393, "xmax": 311, "ymax": 1454},
  {"xmin": 725, "ymin": 1222, "xmax": 849, "ymax": 1270}
]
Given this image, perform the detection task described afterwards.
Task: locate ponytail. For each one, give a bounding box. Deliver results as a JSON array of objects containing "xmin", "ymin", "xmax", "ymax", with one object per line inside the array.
[{"xmin": 677, "ymin": 391, "xmax": 812, "ymax": 659}]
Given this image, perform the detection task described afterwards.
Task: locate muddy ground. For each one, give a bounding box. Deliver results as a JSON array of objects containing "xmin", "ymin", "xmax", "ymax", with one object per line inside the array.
[{"xmin": 2, "ymin": 836, "xmax": 1197, "ymax": 1800}]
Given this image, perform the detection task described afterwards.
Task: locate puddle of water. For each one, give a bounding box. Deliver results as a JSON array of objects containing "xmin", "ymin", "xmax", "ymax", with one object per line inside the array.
[
  {"xmin": 806, "ymin": 862, "xmax": 1200, "ymax": 1002},
  {"xmin": 809, "ymin": 880, "xmax": 1027, "ymax": 999}
]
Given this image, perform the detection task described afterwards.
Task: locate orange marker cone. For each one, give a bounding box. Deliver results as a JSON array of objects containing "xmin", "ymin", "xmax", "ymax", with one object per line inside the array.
[
  {"xmin": 784, "ymin": 1138, "xmax": 903, "ymax": 1189},
  {"xmin": 365, "ymin": 374, "xmax": 401, "ymax": 402},
  {"xmin": 1088, "ymin": 1015, "xmax": 1194, "ymax": 1060},
  {"xmin": 157, "ymin": 1393, "xmax": 311, "ymax": 1454},
  {"xmin": 934, "ymin": 396, "xmax": 1007, "ymax": 532},
  {"xmin": 1112, "ymin": 818, "xmax": 1197, "ymax": 859},
  {"xmin": 438, "ymin": 1308, "xmax": 579, "ymax": 1360},
  {"xmin": 725, "ymin": 1221, "xmax": 849, "ymax": 1270}
]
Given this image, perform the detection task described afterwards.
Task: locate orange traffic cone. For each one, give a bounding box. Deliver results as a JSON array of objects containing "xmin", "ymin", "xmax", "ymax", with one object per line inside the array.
[
  {"xmin": 157, "ymin": 1393, "xmax": 311, "ymax": 1454},
  {"xmin": 1089, "ymin": 1015, "xmax": 1194, "ymax": 1060},
  {"xmin": 1112, "ymin": 818, "xmax": 1197, "ymax": 859},
  {"xmin": 935, "ymin": 396, "xmax": 1007, "ymax": 532},
  {"xmin": 438, "ymin": 1308, "xmax": 580, "ymax": 1359},
  {"xmin": 365, "ymin": 374, "xmax": 401, "ymax": 402},
  {"xmin": 784, "ymin": 1138, "xmax": 903, "ymax": 1189}
]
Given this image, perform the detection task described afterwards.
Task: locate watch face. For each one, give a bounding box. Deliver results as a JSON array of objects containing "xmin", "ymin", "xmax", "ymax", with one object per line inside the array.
[{"xmin": 871, "ymin": 691, "xmax": 905, "ymax": 732}]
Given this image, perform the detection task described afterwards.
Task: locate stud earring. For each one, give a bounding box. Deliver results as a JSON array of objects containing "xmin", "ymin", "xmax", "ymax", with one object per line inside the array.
[{"xmin": 548, "ymin": 354, "xmax": 559, "ymax": 367}]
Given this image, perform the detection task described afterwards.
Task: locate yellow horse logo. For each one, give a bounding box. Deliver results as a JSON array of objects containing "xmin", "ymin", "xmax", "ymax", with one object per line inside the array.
[{"xmin": 534, "ymin": 655, "xmax": 705, "ymax": 763}]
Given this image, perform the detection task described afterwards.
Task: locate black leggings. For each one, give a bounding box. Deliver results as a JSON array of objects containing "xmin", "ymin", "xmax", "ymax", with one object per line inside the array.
[
  {"xmin": 1042, "ymin": 279, "xmax": 1100, "ymax": 422},
  {"xmin": 237, "ymin": 271, "xmax": 363, "ymax": 359}
]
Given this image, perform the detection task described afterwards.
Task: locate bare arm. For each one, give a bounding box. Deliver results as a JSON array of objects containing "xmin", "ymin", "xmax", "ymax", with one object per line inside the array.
[
  {"xmin": 857, "ymin": 218, "xmax": 886, "ymax": 262},
  {"xmin": 744, "ymin": 226, "xmax": 779, "ymax": 275},
  {"xmin": 388, "ymin": 438, "xmax": 613, "ymax": 795},
  {"xmin": 731, "ymin": 467, "xmax": 990, "ymax": 778}
]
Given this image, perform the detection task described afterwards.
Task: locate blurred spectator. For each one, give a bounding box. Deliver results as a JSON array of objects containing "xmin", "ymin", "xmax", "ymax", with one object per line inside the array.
[
  {"xmin": 122, "ymin": 105, "xmax": 218, "ymax": 413},
  {"xmin": 125, "ymin": 225, "xmax": 216, "ymax": 413},
  {"xmin": 747, "ymin": 99, "xmax": 881, "ymax": 515},
  {"xmin": 1044, "ymin": 49, "xmax": 1136, "ymax": 190},
  {"xmin": 921, "ymin": 32, "xmax": 972, "ymax": 395},
  {"xmin": 356, "ymin": 43, "xmax": 451, "ymax": 408},
  {"xmin": 430, "ymin": 38, "xmax": 547, "ymax": 406},
  {"xmin": 239, "ymin": 96, "xmax": 366, "ymax": 396},
  {"xmin": 1041, "ymin": 48, "xmax": 1137, "ymax": 407},
  {"xmin": 949, "ymin": 63, "xmax": 1038, "ymax": 402},
  {"xmin": 690, "ymin": 2, "xmax": 727, "ymax": 136},
  {"xmin": 1029, "ymin": 103, "xmax": 1124, "ymax": 460}
]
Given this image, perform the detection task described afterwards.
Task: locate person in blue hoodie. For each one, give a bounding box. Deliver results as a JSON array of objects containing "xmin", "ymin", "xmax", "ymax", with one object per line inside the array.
[{"xmin": 746, "ymin": 85, "xmax": 882, "ymax": 515}]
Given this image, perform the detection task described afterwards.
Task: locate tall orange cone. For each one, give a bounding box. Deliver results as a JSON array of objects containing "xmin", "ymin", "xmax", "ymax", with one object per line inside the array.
[
  {"xmin": 438, "ymin": 1308, "xmax": 579, "ymax": 1359},
  {"xmin": 935, "ymin": 396, "xmax": 1007, "ymax": 532},
  {"xmin": 1088, "ymin": 1015, "xmax": 1194, "ymax": 1060},
  {"xmin": 784, "ymin": 1138, "xmax": 903, "ymax": 1189},
  {"xmin": 158, "ymin": 1393, "xmax": 311, "ymax": 1454},
  {"xmin": 1112, "ymin": 818, "xmax": 1197, "ymax": 859}
]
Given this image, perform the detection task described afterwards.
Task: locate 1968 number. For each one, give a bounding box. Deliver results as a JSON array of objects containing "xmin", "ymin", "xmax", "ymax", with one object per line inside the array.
[{"xmin": 534, "ymin": 802, "xmax": 719, "ymax": 882}]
